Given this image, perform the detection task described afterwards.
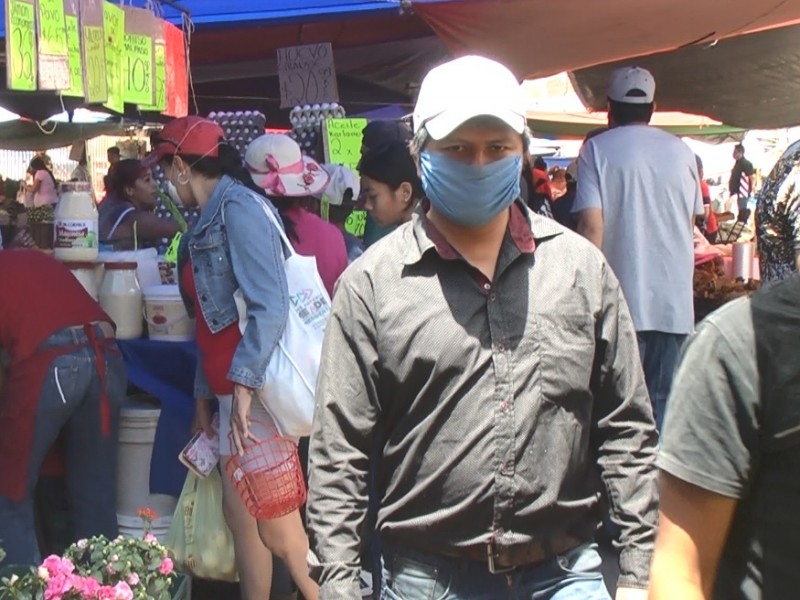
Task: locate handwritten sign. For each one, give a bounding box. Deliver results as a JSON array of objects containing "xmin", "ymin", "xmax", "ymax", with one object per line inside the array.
[
  {"xmin": 123, "ymin": 34, "xmax": 153, "ymax": 105},
  {"xmin": 63, "ymin": 15, "xmax": 83, "ymax": 97},
  {"xmin": 37, "ymin": 0, "xmax": 67, "ymax": 55},
  {"xmin": 277, "ymin": 43, "xmax": 338, "ymax": 108},
  {"xmin": 164, "ymin": 22, "xmax": 188, "ymax": 117},
  {"xmin": 6, "ymin": 0, "xmax": 37, "ymax": 91},
  {"xmin": 344, "ymin": 210, "xmax": 367, "ymax": 238},
  {"xmin": 82, "ymin": 25, "xmax": 107, "ymax": 102},
  {"xmin": 323, "ymin": 118, "xmax": 367, "ymax": 172},
  {"xmin": 103, "ymin": 2, "xmax": 125, "ymax": 113}
]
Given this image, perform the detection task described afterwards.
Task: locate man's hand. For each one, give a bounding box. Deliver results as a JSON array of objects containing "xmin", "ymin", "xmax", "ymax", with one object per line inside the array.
[{"xmin": 616, "ymin": 587, "xmax": 648, "ymax": 600}]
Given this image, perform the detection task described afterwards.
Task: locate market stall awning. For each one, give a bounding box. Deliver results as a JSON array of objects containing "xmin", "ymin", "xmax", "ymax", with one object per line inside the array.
[
  {"xmin": 526, "ymin": 110, "xmax": 744, "ymax": 141},
  {"xmin": 411, "ymin": 0, "xmax": 800, "ymax": 79},
  {"xmin": 0, "ymin": 119, "xmax": 126, "ymax": 151}
]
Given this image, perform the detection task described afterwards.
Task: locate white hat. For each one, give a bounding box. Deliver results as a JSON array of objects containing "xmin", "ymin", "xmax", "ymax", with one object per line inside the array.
[
  {"xmin": 607, "ymin": 67, "xmax": 656, "ymax": 105},
  {"xmin": 245, "ymin": 134, "xmax": 329, "ymax": 197},
  {"xmin": 413, "ymin": 55, "xmax": 526, "ymax": 140},
  {"xmin": 317, "ymin": 164, "xmax": 360, "ymax": 206}
]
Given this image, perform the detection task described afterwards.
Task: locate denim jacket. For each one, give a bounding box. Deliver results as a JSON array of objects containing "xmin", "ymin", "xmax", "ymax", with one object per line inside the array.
[{"xmin": 177, "ymin": 175, "xmax": 289, "ymax": 399}]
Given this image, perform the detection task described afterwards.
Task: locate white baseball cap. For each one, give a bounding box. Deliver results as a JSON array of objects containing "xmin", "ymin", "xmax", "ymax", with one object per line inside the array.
[
  {"xmin": 413, "ymin": 55, "xmax": 526, "ymax": 140},
  {"xmin": 607, "ymin": 67, "xmax": 656, "ymax": 104}
]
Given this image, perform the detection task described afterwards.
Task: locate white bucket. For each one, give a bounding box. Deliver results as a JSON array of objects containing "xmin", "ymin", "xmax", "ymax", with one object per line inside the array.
[
  {"xmin": 143, "ymin": 285, "xmax": 194, "ymax": 342},
  {"xmin": 117, "ymin": 397, "xmax": 178, "ymax": 536},
  {"xmin": 117, "ymin": 513, "xmax": 173, "ymax": 543}
]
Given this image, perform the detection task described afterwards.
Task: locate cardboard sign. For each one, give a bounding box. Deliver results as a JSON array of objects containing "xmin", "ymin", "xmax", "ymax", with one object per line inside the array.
[
  {"xmin": 323, "ymin": 118, "xmax": 367, "ymax": 172},
  {"xmin": 103, "ymin": 2, "xmax": 125, "ymax": 113},
  {"xmin": 140, "ymin": 17, "xmax": 166, "ymax": 112},
  {"xmin": 37, "ymin": 0, "xmax": 70, "ymax": 90},
  {"xmin": 277, "ymin": 43, "xmax": 338, "ymax": 108},
  {"xmin": 164, "ymin": 22, "xmax": 188, "ymax": 117},
  {"xmin": 80, "ymin": 0, "xmax": 107, "ymax": 103},
  {"xmin": 123, "ymin": 6, "xmax": 155, "ymax": 106},
  {"xmin": 63, "ymin": 14, "xmax": 83, "ymax": 97},
  {"xmin": 5, "ymin": 0, "xmax": 37, "ymax": 91}
]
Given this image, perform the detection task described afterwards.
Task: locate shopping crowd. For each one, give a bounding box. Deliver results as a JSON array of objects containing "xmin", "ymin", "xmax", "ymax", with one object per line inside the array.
[{"xmin": 1, "ymin": 54, "xmax": 799, "ymax": 600}]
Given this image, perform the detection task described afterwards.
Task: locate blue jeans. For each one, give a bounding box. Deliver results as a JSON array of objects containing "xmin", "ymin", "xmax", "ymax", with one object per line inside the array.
[
  {"xmin": 636, "ymin": 331, "xmax": 686, "ymax": 432},
  {"xmin": 381, "ymin": 543, "xmax": 610, "ymax": 600},
  {"xmin": 0, "ymin": 327, "xmax": 126, "ymax": 565}
]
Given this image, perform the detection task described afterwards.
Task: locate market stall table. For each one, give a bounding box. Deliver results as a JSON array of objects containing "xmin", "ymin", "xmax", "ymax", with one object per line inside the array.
[{"xmin": 116, "ymin": 339, "xmax": 197, "ymax": 497}]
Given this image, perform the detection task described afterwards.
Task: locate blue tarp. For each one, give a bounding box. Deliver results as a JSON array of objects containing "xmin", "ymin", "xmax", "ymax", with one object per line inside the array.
[{"xmin": 0, "ymin": 0, "xmax": 400, "ymax": 38}]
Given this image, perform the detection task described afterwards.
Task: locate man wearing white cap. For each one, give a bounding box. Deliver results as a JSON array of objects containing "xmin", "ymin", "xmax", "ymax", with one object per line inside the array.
[
  {"xmin": 307, "ymin": 56, "xmax": 657, "ymax": 600},
  {"xmin": 572, "ymin": 67, "xmax": 704, "ymax": 432}
]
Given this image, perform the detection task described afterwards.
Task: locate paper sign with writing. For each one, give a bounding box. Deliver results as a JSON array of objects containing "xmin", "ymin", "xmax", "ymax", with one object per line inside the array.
[
  {"xmin": 63, "ymin": 15, "xmax": 84, "ymax": 97},
  {"xmin": 80, "ymin": 0, "xmax": 107, "ymax": 103},
  {"xmin": 140, "ymin": 17, "xmax": 166, "ymax": 112},
  {"xmin": 164, "ymin": 22, "xmax": 188, "ymax": 117},
  {"xmin": 37, "ymin": 0, "xmax": 67, "ymax": 55},
  {"xmin": 123, "ymin": 6, "xmax": 155, "ymax": 106},
  {"xmin": 277, "ymin": 43, "xmax": 339, "ymax": 108},
  {"xmin": 103, "ymin": 2, "xmax": 126, "ymax": 114},
  {"xmin": 5, "ymin": 0, "xmax": 37, "ymax": 91},
  {"xmin": 323, "ymin": 118, "xmax": 367, "ymax": 172},
  {"xmin": 82, "ymin": 25, "xmax": 107, "ymax": 102},
  {"xmin": 344, "ymin": 210, "xmax": 367, "ymax": 238}
]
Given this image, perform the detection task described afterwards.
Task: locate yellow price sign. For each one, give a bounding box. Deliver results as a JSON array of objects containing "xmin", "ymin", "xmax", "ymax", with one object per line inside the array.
[
  {"xmin": 6, "ymin": 0, "xmax": 36, "ymax": 91},
  {"xmin": 123, "ymin": 33, "xmax": 153, "ymax": 105},
  {"xmin": 63, "ymin": 14, "xmax": 83, "ymax": 98},
  {"xmin": 83, "ymin": 25, "xmax": 107, "ymax": 103},
  {"xmin": 37, "ymin": 0, "xmax": 68, "ymax": 56},
  {"xmin": 344, "ymin": 210, "xmax": 367, "ymax": 238},
  {"xmin": 103, "ymin": 2, "xmax": 125, "ymax": 114},
  {"xmin": 324, "ymin": 118, "xmax": 367, "ymax": 172}
]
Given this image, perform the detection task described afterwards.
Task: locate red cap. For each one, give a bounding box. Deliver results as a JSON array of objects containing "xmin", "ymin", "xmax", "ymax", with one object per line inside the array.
[{"xmin": 144, "ymin": 116, "xmax": 224, "ymax": 167}]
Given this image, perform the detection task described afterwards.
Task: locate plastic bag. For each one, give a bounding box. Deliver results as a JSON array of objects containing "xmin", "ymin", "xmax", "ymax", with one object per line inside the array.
[{"xmin": 166, "ymin": 469, "xmax": 238, "ymax": 582}]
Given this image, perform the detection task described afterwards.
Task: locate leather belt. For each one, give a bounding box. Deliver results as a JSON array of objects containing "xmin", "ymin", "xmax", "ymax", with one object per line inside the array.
[{"xmin": 433, "ymin": 535, "xmax": 584, "ymax": 574}]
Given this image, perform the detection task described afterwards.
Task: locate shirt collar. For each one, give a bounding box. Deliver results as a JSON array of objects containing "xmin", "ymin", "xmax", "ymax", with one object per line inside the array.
[
  {"xmin": 402, "ymin": 199, "xmax": 563, "ymax": 266},
  {"xmin": 193, "ymin": 175, "xmax": 236, "ymax": 233}
]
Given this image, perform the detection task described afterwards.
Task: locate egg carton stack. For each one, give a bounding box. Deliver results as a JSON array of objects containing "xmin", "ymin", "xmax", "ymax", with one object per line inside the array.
[
  {"xmin": 208, "ymin": 110, "xmax": 268, "ymax": 160},
  {"xmin": 289, "ymin": 103, "xmax": 346, "ymax": 163}
]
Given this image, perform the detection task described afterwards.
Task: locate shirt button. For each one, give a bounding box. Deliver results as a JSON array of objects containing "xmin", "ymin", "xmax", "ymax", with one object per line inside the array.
[
  {"xmin": 201, "ymin": 294, "xmax": 208, "ymax": 302},
  {"xmin": 489, "ymin": 293, "xmax": 497, "ymax": 302},
  {"xmin": 483, "ymin": 282, "xmax": 491, "ymax": 291},
  {"xmin": 193, "ymin": 267, "xmax": 199, "ymax": 273}
]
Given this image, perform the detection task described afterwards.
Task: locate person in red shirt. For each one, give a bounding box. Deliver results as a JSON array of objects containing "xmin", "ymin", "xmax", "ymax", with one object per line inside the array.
[
  {"xmin": 696, "ymin": 155, "xmax": 719, "ymax": 243},
  {"xmin": 0, "ymin": 250, "xmax": 126, "ymax": 566}
]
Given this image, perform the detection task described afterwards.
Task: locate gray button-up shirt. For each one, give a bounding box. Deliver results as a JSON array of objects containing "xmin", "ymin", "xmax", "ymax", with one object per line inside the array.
[{"xmin": 307, "ymin": 203, "xmax": 658, "ymax": 598}]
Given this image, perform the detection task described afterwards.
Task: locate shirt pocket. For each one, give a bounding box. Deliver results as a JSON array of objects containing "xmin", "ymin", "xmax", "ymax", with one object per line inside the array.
[
  {"xmin": 537, "ymin": 311, "xmax": 596, "ymax": 417},
  {"xmin": 191, "ymin": 226, "xmax": 231, "ymax": 280}
]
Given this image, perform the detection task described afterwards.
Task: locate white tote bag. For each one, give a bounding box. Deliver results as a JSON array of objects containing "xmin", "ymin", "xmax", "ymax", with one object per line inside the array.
[{"xmin": 232, "ymin": 199, "xmax": 330, "ymax": 437}]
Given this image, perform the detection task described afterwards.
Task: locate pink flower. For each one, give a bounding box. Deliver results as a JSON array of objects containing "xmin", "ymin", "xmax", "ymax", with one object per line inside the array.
[
  {"xmin": 97, "ymin": 585, "xmax": 117, "ymax": 600},
  {"xmin": 113, "ymin": 581, "xmax": 134, "ymax": 600},
  {"xmin": 71, "ymin": 575, "xmax": 100, "ymax": 597},
  {"xmin": 44, "ymin": 572, "xmax": 74, "ymax": 600},
  {"xmin": 159, "ymin": 557, "xmax": 174, "ymax": 575},
  {"xmin": 144, "ymin": 532, "xmax": 157, "ymax": 544},
  {"xmin": 126, "ymin": 572, "xmax": 140, "ymax": 586},
  {"xmin": 41, "ymin": 555, "xmax": 74, "ymax": 577},
  {"xmin": 76, "ymin": 539, "xmax": 88, "ymax": 549}
]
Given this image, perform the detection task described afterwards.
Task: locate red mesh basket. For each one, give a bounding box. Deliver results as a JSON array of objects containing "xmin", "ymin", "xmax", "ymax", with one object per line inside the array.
[{"xmin": 225, "ymin": 422, "xmax": 307, "ymax": 520}]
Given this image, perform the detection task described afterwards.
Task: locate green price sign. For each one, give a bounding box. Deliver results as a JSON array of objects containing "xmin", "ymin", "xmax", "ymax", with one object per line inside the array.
[
  {"xmin": 344, "ymin": 210, "xmax": 367, "ymax": 238},
  {"xmin": 7, "ymin": 0, "xmax": 37, "ymax": 91},
  {"xmin": 324, "ymin": 118, "xmax": 367, "ymax": 172},
  {"xmin": 123, "ymin": 33, "xmax": 153, "ymax": 105},
  {"xmin": 37, "ymin": 0, "xmax": 68, "ymax": 56},
  {"xmin": 152, "ymin": 42, "xmax": 166, "ymax": 111},
  {"xmin": 63, "ymin": 15, "xmax": 83, "ymax": 97},
  {"xmin": 103, "ymin": 2, "xmax": 125, "ymax": 113},
  {"xmin": 83, "ymin": 25, "xmax": 107, "ymax": 103}
]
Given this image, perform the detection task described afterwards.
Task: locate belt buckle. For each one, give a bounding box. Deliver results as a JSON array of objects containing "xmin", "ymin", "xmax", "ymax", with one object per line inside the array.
[{"xmin": 486, "ymin": 540, "xmax": 515, "ymax": 575}]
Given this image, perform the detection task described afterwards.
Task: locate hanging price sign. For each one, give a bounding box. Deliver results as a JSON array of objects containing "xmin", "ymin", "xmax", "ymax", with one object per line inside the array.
[
  {"xmin": 103, "ymin": 2, "xmax": 125, "ymax": 113},
  {"xmin": 123, "ymin": 6, "xmax": 156, "ymax": 106},
  {"xmin": 37, "ymin": 0, "xmax": 67, "ymax": 55},
  {"xmin": 5, "ymin": 0, "xmax": 37, "ymax": 91},
  {"xmin": 79, "ymin": 0, "xmax": 107, "ymax": 103},
  {"xmin": 63, "ymin": 14, "xmax": 84, "ymax": 97}
]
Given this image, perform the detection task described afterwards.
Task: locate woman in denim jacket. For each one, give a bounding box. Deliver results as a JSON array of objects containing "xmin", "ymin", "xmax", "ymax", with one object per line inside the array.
[{"xmin": 147, "ymin": 117, "xmax": 319, "ymax": 600}]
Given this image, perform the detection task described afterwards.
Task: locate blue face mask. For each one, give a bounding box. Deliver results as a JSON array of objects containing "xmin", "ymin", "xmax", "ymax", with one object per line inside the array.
[{"xmin": 420, "ymin": 151, "xmax": 522, "ymax": 228}]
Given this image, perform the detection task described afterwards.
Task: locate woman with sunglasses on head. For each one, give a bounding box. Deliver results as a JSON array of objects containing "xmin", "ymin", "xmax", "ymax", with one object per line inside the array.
[
  {"xmin": 147, "ymin": 117, "xmax": 319, "ymax": 600},
  {"xmin": 98, "ymin": 159, "xmax": 180, "ymax": 251}
]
